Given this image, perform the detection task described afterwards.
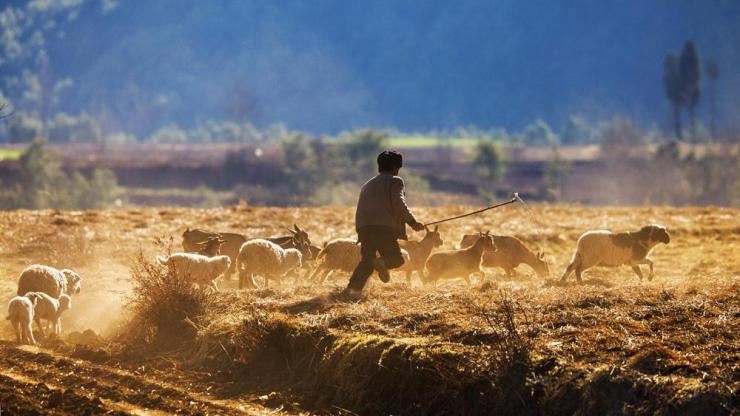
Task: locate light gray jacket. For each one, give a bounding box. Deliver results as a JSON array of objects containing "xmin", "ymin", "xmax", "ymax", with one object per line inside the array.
[{"xmin": 355, "ymin": 172, "xmax": 418, "ymax": 240}]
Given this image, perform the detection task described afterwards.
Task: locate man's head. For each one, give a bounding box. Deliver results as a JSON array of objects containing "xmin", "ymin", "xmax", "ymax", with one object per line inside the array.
[{"xmin": 377, "ymin": 150, "xmax": 403, "ymax": 174}]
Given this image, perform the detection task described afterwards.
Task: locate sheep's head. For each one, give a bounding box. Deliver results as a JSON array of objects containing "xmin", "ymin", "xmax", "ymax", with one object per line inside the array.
[
  {"xmin": 284, "ymin": 249, "xmax": 303, "ymax": 270},
  {"xmin": 197, "ymin": 236, "xmax": 226, "ymax": 256},
  {"xmin": 533, "ymin": 251, "xmax": 550, "ymax": 278},
  {"xmin": 61, "ymin": 269, "xmax": 82, "ymax": 295},
  {"xmin": 58, "ymin": 294, "xmax": 72, "ymax": 312},
  {"xmin": 25, "ymin": 292, "xmax": 42, "ymax": 307},
  {"xmin": 423, "ymin": 225, "xmax": 444, "ymax": 248},
  {"xmin": 640, "ymin": 224, "xmax": 670, "ymax": 245},
  {"xmin": 287, "ymin": 224, "xmax": 313, "ymax": 260},
  {"xmin": 476, "ymin": 231, "xmax": 495, "ymax": 252},
  {"xmin": 218, "ymin": 256, "xmax": 232, "ymax": 272}
]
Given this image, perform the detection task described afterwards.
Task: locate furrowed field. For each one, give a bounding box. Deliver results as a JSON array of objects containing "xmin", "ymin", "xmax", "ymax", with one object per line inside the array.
[{"xmin": 0, "ymin": 205, "xmax": 737, "ymax": 415}]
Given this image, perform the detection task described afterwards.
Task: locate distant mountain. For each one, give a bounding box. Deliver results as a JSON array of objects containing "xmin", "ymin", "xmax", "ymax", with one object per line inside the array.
[{"xmin": 1, "ymin": 0, "xmax": 739, "ymax": 136}]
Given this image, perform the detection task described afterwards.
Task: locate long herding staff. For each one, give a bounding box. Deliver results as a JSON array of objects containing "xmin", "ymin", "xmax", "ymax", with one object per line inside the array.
[{"xmin": 424, "ymin": 192, "xmax": 525, "ymax": 226}]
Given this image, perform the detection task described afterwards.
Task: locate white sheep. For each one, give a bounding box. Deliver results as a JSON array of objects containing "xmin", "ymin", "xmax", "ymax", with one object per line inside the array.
[
  {"xmin": 6, "ymin": 294, "xmax": 40, "ymax": 345},
  {"xmin": 235, "ymin": 239, "xmax": 303, "ymax": 289},
  {"xmin": 560, "ymin": 224, "xmax": 671, "ymax": 283},
  {"xmin": 17, "ymin": 265, "xmax": 82, "ymax": 298},
  {"xmin": 30, "ymin": 292, "xmax": 72, "ymax": 338},
  {"xmin": 157, "ymin": 253, "xmax": 231, "ymax": 291},
  {"xmin": 308, "ymin": 238, "xmax": 410, "ymax": 285}
]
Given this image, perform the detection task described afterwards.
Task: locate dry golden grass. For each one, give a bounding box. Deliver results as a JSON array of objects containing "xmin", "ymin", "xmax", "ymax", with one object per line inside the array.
[{"xmin": 0, "ymin": 205, "xmax": 738, "ymax": 414}]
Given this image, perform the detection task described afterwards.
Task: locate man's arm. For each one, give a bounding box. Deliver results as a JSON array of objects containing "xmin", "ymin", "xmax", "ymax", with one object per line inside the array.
[{"xmin": 390, "ymin": 177, "xmax": 424, "ymax": 230}]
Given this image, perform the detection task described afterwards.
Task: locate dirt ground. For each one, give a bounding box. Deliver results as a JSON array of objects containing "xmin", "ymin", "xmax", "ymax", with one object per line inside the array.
[{"xmin": 0, "ymin": 205, "xmax": 738, "ymax": 414}]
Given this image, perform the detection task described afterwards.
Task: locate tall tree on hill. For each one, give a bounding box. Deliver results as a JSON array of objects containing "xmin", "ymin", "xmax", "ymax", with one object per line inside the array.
[
  {"xmin": 679, "ymin": 41, "xmax": 701, "ymax": 141},
  {"xmin": 705, "ymin": 58, "xmax": 719, "ymax": 140},
  {"xmin": 663, "ymin": 53, "xmax": 683, "ymax": 140}
]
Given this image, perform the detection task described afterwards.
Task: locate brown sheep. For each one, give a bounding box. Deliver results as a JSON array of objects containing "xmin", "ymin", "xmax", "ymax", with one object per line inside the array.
[
  {"xmin": 423, "ymin": 232, "xmax": 495, "ymax": 286},
  {"xmin": 459, "ymin": 234, "xmax": 549, "ymax": 278},
  {"xmin": 399, "ymin": 226, "xmax": 443, "ymax": 284}
]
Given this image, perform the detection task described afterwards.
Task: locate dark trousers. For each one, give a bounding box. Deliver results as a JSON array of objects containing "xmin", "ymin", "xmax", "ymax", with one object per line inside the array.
[{"xmin": 346, "ymin": 225, "xmax": 405, "ymax": 291}]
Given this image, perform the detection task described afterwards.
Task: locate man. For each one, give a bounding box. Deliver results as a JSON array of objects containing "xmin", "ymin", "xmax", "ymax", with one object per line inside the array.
[{"xmin": 341, "ymin": 150, "xmax": 425, "ymax": 298}]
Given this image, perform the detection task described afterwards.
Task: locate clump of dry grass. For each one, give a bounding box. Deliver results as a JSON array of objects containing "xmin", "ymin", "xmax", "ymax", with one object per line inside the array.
[{"xmin": 118, "ymin": 246, "xmax": 213, "ymax": 351}]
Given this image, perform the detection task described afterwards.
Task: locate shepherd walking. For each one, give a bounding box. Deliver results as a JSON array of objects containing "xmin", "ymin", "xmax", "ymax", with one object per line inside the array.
[{"xmin": 341, "ymin": 150, "xmax": 425, "ymax": 299}]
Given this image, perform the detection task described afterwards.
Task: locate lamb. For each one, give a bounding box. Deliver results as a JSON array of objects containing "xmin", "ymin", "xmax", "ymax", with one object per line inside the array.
[
  {"xmin": 308, "ymin": 238, "xmax": 410, "ymax": 285},
  {"xmin": 6, "ymin": 294, "xmax": 41, "ymax": 345},
  {"xmin": 17, "ymin": 265, "xmax": 82, "ymax": 298},
  {"xmin": 399, "ymin": 226, "xmax": 443, "ymax": 284},
  {"xmin": 560, "ymin": 224, "xmax": 670, "ymax": 283},
  {"xmin": 458, "ymin": 234, "xmax": 549, "ymax": 278},
  {"xmin": 182, "ymin": 228, "xmax": 246, "ymax": 280},
  {"xmin": 423, "ymin": 232, "xmax": 495, "ymax": 286},
  {"xmin": 235, "ymin": 239, "xmax": 303, "ymax": 289},
  {"xmin": 157, "ymin": 252, "xmax": 231, "ymax": 291},
  {"xmin": 29, "ymin": 292, "xmax": 72, "ymax": 338}
]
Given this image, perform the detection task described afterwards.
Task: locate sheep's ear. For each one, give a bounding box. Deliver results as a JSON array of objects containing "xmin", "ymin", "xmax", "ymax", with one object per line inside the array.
[{"xmin": 293, "ymin": 224, "xmax": 301, "ymax": 233}]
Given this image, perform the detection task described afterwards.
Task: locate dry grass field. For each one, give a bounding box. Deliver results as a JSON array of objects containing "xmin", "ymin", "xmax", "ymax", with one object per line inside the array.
[{"xmin": 0, "ymin": 205, "xmax": 738, "ymax": 415}]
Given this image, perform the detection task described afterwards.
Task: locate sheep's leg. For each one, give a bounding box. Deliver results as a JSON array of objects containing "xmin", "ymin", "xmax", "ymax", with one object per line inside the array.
[
  {"xmin": 637, "ymin": 257, "xmax": 655, "ymax": 280},
  {"xmin": 12, "ymin": 320, "xmax": 21, "ymax": 343},
  {"xmin": 574, "ymin": 265, "xmax": 583, "ymax": 283},
  {"xmin": 307, "ymin": 265, "xmax": 325, "ymax": 283},
  {"xmin": 631, "ymin": 265, "xmax": 644, "ymax": 281},
  {"xmin": 25, "ymin": 321, "xmax": 36, "ymax": 345},
  {"xmin": 406, "ymin": 270, "xmax": 413, "ymax": 284},
  {"xmin": 55, "ymin": 318, "xmax": 61, "ymax": 336},
  {"xmin": 34, "ymin": 317, "xmax": 46, "ymax": 339},
  {"xmin": 560, "ymin": 262, "xmax": 575, "ymax": 282},
  {"xmin": 463, "ymin": 274, "xmax": 472, "ymax": 286}
]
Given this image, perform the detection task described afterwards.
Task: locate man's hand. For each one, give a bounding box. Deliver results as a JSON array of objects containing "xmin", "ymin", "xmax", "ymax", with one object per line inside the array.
[{"xmin": 410, "ymin": 221, "xmax": 425, "ymax": 232}]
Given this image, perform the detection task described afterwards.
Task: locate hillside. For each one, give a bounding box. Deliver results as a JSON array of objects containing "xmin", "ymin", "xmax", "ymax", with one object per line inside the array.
[{"xmin": 1, "ymin": 1, "xmax": 739, "ymax": 136}]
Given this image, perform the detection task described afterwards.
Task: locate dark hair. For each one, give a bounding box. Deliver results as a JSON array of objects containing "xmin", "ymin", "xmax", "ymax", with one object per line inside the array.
[{"xmin": 377, "ymin": 150, "xmax": 403, "ymax": 172}]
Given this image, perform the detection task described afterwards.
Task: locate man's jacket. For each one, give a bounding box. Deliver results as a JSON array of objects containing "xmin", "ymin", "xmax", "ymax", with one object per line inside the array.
[{"xmin": 355, "ymin": 172, "xmax": 418, "ymax": 240}]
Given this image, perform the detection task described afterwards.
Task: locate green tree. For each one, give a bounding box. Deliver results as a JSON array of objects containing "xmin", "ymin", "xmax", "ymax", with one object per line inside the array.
[
  {"xmin": 705, "ymin": 58, "xmax": 719, "ymax": 140},
  {"xmin": 281, "ymin": 133, "xmax": 322, "ymax": 199},
  {"xmin": 679, "ymin": 41, "xmax": 701, "ymax": 141},
  {"xmin": 17, "ymin": 138, "xmax": 69, "ymax": 208},
  {"xmin": 560, "ymin": 115, "xmax": 594, "ymax": 145},
  {"xmin": 48, "ymin": 112, "xmax": 102, "ymax": 143},
  {"xmin": 473, "ymin": 140, "xmax": 507, "ymax": 199},
  {"xmin": 663, "ymin": 53, "xmax": 683, "ymax": 140},
  {"xmin": 521, "ymin": 119, "xmax": 559, "ymax": 146},
  {"xmin": 7, "ymin": 113, "xmax": 43, "ymax": 143},
  {"xmin": 543, "ymin": 148, "xmax": 571, "ymax": 200}
]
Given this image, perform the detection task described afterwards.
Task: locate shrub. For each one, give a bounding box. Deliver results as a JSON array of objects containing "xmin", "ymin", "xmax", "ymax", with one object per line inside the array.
[{"xmin": 122, "ymin": 244, "xmax": 213, "ymax": 350}]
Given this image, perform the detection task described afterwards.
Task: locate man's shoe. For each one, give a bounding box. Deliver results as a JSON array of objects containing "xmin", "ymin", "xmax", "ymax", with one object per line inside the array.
[
  {"xmin": 336, "ymin": 288, "xmax": 362, "ymax": 302},
  {"xmin": 374, "ymin": 258, "xmax": 391, "ymax": 283}
]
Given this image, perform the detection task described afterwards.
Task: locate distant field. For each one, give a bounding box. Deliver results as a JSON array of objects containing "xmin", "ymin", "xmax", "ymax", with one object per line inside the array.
[
  {"xmin": 0, "ymin": 148, "xmax": 22, "ymax": 160},
  {"xmin": 386, "ymin": 135, "xmax": 482, "ymax": 148}
]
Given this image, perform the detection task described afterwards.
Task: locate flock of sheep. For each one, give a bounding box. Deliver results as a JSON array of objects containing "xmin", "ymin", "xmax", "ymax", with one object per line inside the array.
[{"xmin": 5, "ymin": 222, "xmax": 670, "ymax": 345}]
